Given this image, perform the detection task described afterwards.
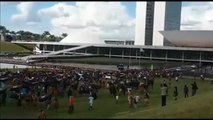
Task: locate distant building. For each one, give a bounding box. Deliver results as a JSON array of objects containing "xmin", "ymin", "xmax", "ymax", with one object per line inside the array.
[{"xmin": 104, "ymin": 39, "xmax": 134, "ymax": 45}]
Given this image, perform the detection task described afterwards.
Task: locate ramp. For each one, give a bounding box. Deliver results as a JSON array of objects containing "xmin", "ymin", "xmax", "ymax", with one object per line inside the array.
[{"xmin": 21, "ymin": 45, "xmax": 91, "ymax": 61}]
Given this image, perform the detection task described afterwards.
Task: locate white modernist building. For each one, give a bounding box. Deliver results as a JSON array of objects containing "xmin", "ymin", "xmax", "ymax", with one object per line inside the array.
[{"xmin": 135, "ymin": 1, "xmax": 182, "ymax": 46}]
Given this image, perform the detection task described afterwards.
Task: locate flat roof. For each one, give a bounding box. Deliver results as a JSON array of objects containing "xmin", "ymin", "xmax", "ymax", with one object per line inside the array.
[{"xmin": 12, "ymin": 41, "xmax": 213, "ymax": 52}]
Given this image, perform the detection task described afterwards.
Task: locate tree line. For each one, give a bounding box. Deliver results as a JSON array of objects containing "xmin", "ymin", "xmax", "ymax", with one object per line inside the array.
[{"xmin": 0, "ymin": 25, "xmax": 68, "ymax": 42}]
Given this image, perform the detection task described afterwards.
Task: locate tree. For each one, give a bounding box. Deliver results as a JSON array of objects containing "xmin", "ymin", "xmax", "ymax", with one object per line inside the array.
[
  {"xmin": 56, "ymin": 36, "xmax": 63, "ymax": 42},
  {"xmin": 42, "ymin": 31, "xmax": 50, "ymax": 36},
  {"xmin": 49, "ymin": 35, "xmax": 56, "ymax": 42},
  {"xmin": 0, "ymin": 26, "xmax": 59, "ymax": 42},
  {"xmin": 16, "ymin": 30, "xmax": 24, "ymax": 35},
  {"xmin": 21, "ymin": 31, "xmax": 33, "ymax": 40},
  {"xmin": 0, "ymin": 25, "xmax": 7, "ymax": 33},
  {"xmin": 16, "ymin": 34, "xmax": 21, "ymax": 40},
  {"xmin": 10, "ymin": 31, "xmax": 16, "ymax": 35},
  {"xmin": 41, "ymin": 31, "xmax": 51, "ymax": 41},
  {"xmin": 61, "ymin": 33, "xmax": 68, "ymax": 38},
  {"xmin": 5, "ymin": 35, "xmax": 13, "ymax": 42},
  {"xmin": 0, "ymin": 26, "xmax": 7, "ymax": 41},
  {"xmin": 34, "ymin": 34, "xmax": 41, "ymax": 41}
]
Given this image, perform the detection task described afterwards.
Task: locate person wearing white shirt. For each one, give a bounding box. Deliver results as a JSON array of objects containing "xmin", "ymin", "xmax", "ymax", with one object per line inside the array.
[
  {"xmin": 175, "ymin": 76, "xmax": 178, "ymax": 81},
  {"xmin": 115, "ymin": 95, "xmax": 119, "ymax": 104},
  {"xmin": 88, "ymin": 95, "xmax": 94, "ymax": 110},
  {"xmin": 134, "ymin": 95, "xmax": 140, "ymax": 108},
  {"xmin": 161, "ymin": 84, "xmax": 168, "ymax": 107}
]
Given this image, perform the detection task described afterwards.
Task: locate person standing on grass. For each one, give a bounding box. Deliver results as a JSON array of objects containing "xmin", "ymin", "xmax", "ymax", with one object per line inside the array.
[
  {"xmin": 53, "ymin": 98, "xmax": 59, "ymax": 111},
  {"xmin": 161, "ymin": 84, "xmax": 167, "ymax": 107},
  {"xmin": 133, "ymin": 95, "xmax": 140, "ymax": 108},
  {"xmin": 145, "ymin": 91, "xmax": 150, "ymax": 99},
  {"xmin": 191, "ymin": 81, "xmax": 198, "ymax": 96},
  {"xmin": 144, "ymin": 95, "xmax": 149, "ymax": 107},
  {"xmin": 88, "ymin": 95, "xmax": 94, "ymax": 110},
  {"xmin": 17, "ymin": 93, "xmax": 22, "ymax": 107},
  {"xmin": 128, "ymin": 92, "xmax": 134, "ymax": 108},
  {"xmin": 46, "ymin": 95, "xmax": 52, "ymax": 110},
  {"xmin": 200, "ymin": 74, "xmax": 204, "ymax": 81},
  {"xmin": 69, "ymin": 96, "xmax": 75, "ymax": 113},
  {"xmin": 2, "ymin": 91, "xmax": 7, "ymax": 106},
  {"xmin": 175, "ymin": 76, "xmax": 179, "ymax": 82},
  {"xmin": 173, "ymin": 86, "xmax": 178, "ymax": 100},
  {"xmin": 184, "ymin": 84, "xmax": 189, "ymax": 98},
  {"xmin": 38, "ymin": 109, "xmax": 46, "ymax": 119},
  {"xmin": 115, "ymin": 94, "xmax": 119, "ymax": 104}
]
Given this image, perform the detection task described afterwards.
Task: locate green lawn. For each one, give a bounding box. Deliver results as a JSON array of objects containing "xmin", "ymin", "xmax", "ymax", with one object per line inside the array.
[
  {"xmin": 0, "ymin": 77, "xmax": 212, "ymax": 119},
  {"xmin": 52, "ymin": 57, "xmax": 192, "ymax": 69},
  {"xmin": 0, "ymin": 42, "xmax": 31, "ymax": 52}
]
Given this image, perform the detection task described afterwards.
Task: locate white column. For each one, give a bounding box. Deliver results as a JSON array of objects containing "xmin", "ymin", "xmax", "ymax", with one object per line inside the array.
[
  {"xmin": 135, "ymin": 2, "xmax": 147, "ymax": 45},
  {"xmin": 152, "ymin": 2, "xmax": 166, "ymax": 46}
]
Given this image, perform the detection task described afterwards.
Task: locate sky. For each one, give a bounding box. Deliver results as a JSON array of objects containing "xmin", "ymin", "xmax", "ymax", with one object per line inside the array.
[{"xmin": 1, "ymin": 1, "xmax": 213, "ymax": 39}]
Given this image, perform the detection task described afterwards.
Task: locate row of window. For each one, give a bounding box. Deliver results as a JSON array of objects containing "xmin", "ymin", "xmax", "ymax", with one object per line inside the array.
[{"xmin": 39, "ymin": 45, "xmax": 213, "ymax": 61}]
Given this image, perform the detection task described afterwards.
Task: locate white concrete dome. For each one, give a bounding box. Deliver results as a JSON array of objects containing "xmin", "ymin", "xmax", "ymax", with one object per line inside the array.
[
  {"xmin": 160, "ymin": 30, "xmax": 213, "ymax": 48},
  {"xmin": 60, "ymin": 31, "xmax": 104, "ymax": 44}
]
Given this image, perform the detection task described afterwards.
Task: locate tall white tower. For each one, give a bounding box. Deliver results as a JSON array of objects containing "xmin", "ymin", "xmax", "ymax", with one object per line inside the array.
[
  {"xmin": 134, "ymin": 2, "xmax": 147, "ymax": 46},
  {"xmin": 135, "ymin": 1, "xmax": 182, "ymax": 46}
]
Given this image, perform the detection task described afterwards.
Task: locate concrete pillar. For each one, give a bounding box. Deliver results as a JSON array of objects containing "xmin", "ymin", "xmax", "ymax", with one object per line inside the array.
[
  {"xmin": 109, "ymin": 47, "xmax": 111, "ymax": 58},
  {"xmin": 182, "ymin": 51, "xmax": 184, "ymax": 63},
  {"xmin": 122, "ymin": 49, "xmax": 124, "ymax": 59},
  {"xmin": 53, "ymin": 45, "xmax": 55, "ymax": 52},
  {"xmin": 128, "ymin": 48, "xmax": 131, "ymax": 67},
  {"xmin": 199, "ymin": 52, "xmax": 202, "ymax": 72},
  {"xmin": 150, "ymin": 50, "xmax": 152, "ymax": 60},
  {"xmin": 136, "ymin": 50, "xmax": 138, "ymax": 60},
  {"xmin": 63, "ymin": 46, "xmax": 65, "ymax": 55},
  {"xmin": 43, "ymin": 44, "xmax": 46, "ymax": 53},
  {"xmin": 97, "ymin": 47, "xmax": 99, "ymax": 55},
  {"xmin": 85, "ymin": 48, "xmax": 87, "ymax": 53}
]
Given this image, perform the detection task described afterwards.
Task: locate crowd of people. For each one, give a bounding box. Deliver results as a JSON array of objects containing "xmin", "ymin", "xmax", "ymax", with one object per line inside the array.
[{"xmin": 0, "ymin": 64, "xmax": 203, "ymax": 119}]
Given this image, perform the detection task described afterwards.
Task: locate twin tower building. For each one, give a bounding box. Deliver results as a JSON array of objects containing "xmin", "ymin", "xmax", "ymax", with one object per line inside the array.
[{"xmin": 134, "ymin": 2, "xmax": 182, "ymax": 46}]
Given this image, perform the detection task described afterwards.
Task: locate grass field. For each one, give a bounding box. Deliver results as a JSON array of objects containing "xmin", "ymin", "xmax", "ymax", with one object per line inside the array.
[
  {"xmin": 0, "ymin": 77, "xmax": 212, "ymax": 119},
  {"xmin": 52, "ymin": 57, "xmax": 193, "ymax": 69},
  {"xmin": 0, "ymin": 42, "xmax": 31, "ymax": 52}
]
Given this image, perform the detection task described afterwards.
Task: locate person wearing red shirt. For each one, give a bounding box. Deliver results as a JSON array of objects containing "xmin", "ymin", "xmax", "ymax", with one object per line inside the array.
[{"xmin": 69, "ymin": 96, "xmax": 75, "ymax": 113}]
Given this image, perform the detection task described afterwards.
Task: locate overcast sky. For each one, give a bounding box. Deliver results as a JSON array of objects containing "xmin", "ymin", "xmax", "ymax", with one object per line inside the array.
[{"xmin": 1, "ymin": 2, "xmax": 213, "ymax": 39}]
